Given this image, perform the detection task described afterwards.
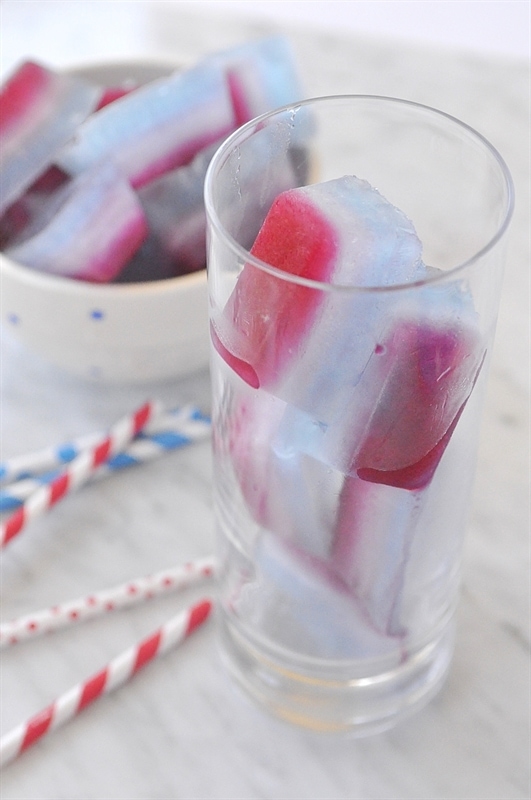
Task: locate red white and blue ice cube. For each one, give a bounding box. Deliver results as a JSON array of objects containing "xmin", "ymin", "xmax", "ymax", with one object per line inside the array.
[
  {"xmin": 6, "ymin": 163, "xmax": 147, "ymax": 282},
  {"xmin": 0, "ymin": 61, "xmax": 100, "ymax": 216}
]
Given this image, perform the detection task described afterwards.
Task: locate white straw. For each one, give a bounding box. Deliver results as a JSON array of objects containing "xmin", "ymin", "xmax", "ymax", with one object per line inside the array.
[{"xmin": 0, "ymin": 556, "xmax": 217, "ymax": 648}]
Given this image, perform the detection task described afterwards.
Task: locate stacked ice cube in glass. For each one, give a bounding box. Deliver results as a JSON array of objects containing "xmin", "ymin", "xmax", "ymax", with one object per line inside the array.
[{"xmin": 211, "ymin": 175, "xmax": 484, "ymax": 662}]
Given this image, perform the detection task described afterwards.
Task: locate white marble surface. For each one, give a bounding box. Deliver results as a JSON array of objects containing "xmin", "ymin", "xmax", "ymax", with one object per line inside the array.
[{"xmin": 1, "ymin": 4, "xmax": 529, "ymax": 799}]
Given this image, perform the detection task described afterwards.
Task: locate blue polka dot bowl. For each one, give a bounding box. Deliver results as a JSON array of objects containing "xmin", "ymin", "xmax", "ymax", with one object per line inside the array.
[
  {"xmin": 1, "ymin": 254, "xmax": 208, "ymax": 383},
  {"xmin": 0, "ymin": 60, "xmax": 209, "ymax": 385}
]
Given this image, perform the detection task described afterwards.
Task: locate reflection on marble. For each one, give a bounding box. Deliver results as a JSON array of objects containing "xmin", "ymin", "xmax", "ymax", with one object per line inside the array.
[{"xmin": 0, "ymin": 4, "xmax": 529, "ymax": 799}]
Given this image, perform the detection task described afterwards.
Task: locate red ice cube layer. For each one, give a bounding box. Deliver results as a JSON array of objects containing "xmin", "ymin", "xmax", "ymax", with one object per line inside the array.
[
  {"xmin": 353, "ymin": 321, "xmax": 483, "ymax": 490},
  {"xmin": 211, "ymin": 190, "xmax": 338, "ymax": 387}
]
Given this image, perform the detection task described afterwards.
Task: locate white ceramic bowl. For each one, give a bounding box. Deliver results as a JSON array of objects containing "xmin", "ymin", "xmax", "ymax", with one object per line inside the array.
[{"xmin": 0, "ymin": 61, "xmax": 209, "ymax": 384}]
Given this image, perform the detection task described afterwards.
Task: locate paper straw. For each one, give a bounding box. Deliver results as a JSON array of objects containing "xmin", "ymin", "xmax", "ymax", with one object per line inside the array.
[
  {"xmin": 0, "ymin": 399, "xmax": 183, "ymax": 486},
  {"xmin": 0, "ymin": 407, "xmax": 211, "ymax": 512},
  {"xmin": 0, "ymin": 477, "xmax": 48, "ymax": 513},
  {"xmin": 0, "ymin": 598, "xmax": 213, "ymax": 768},
  {"xmin": 0, "ymin": 401, "xmax": 158, "ymax": 548},
  {"xmin": 0, "ymin": 430, "xmax": 107, "ymax": 487},
  {"xmin": 0, "ymin": 556, "xmax": 217, "ymax": 648}
]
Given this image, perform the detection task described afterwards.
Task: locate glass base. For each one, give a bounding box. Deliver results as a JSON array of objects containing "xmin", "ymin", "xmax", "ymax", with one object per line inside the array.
[{"xmin": 218, "ymin": 615, "xmax": 455, "ymax": 736}]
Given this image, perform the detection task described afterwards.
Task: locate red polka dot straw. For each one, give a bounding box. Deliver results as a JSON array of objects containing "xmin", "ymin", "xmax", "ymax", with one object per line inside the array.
[{"xmin": 0, "ymin": 556, "xmax": 217, "ymax": 647}]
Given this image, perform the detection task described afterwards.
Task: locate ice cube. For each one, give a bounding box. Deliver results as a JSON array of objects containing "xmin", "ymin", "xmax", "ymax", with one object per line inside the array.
[
  {"xmin": 352, "ymin": 317, "xmax": 484, "ymax": 490},
  {"xmin": 0, "ymin": 166, "xmax": 70, "ymax": 249},
  {"xmin": 0, "ymin": 60, "xmax": 100, "ymax": 215},
  {"xmin": 57, "ymin": 37, "xmax": 306, "ymax": 191},
  {"xmin": 57, "ymin": 63, "xmax": 236, "ymax": 188},
  {"xmin": 211, "ymin": 175, "xmax": 426, "ymax": 464},
  {"xmin": 207, "ymin": 36, "xmax": 305, "ymax": 127},
  {"xmin": 211, "ymin": 176, "xmax": 424, "ymax": 394},
  {"xmin": 135, "ymin": 144, "xmax": 216, "ymax": 276},
  {"xmin": 221, "ymin": 386, "xmax": 336, "ymax": 558},
  {"xmin": 6, "ymin": 162, "xmax": 147, "ymax": 282},
  {"xmin": 331, "ymin": 474, "xmax": 424, "ymax": 635},
  {"xmin": 253, "ymin": 532, "xmax": 401, "ymax": 659}
]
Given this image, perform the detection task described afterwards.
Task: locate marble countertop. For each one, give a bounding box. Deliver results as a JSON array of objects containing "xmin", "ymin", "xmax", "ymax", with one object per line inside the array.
[{"xmin": 1, "ymin": 4, "xmax": 529, "ymax": 799}]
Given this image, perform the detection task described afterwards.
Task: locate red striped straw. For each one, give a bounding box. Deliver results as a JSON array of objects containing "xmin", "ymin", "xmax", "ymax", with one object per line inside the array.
[
  {"xmin": 0, "ymin": 598, "xmax": 213, "ymax": 768},
  {"xmin": 0, "ymin": 400, "xmax": 159, "ymax": 548},
  {"xmin": 0, "ymin": 556, "xmax": 217, "ymax": 648}
]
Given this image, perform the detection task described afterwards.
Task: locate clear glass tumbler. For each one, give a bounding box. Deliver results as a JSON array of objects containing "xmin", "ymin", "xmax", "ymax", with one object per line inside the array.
[{"xmin": 204, "ymin": 96, "xmax": 514, "ymax": 735}]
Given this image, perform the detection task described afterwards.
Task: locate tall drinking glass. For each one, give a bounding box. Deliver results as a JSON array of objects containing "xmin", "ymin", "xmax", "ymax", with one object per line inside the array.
[{"xmin": 204, "ymin": 96, "xmax": 514, "ymax": 735}]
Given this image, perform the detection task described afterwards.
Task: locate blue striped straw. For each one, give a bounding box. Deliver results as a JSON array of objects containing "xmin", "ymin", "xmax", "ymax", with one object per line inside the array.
[
  {"xmin": 0, "ymin": 406, "xmax": 210, "ymax": 510},
  {"xmin": 0, "ymin": 432, "xmax": 103, "ymax": 486}
]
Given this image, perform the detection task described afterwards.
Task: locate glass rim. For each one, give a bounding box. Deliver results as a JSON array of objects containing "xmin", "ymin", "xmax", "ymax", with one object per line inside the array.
[{"xmin": 204, "ymin": 93, "xmax": 515, "ymax": 294}]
